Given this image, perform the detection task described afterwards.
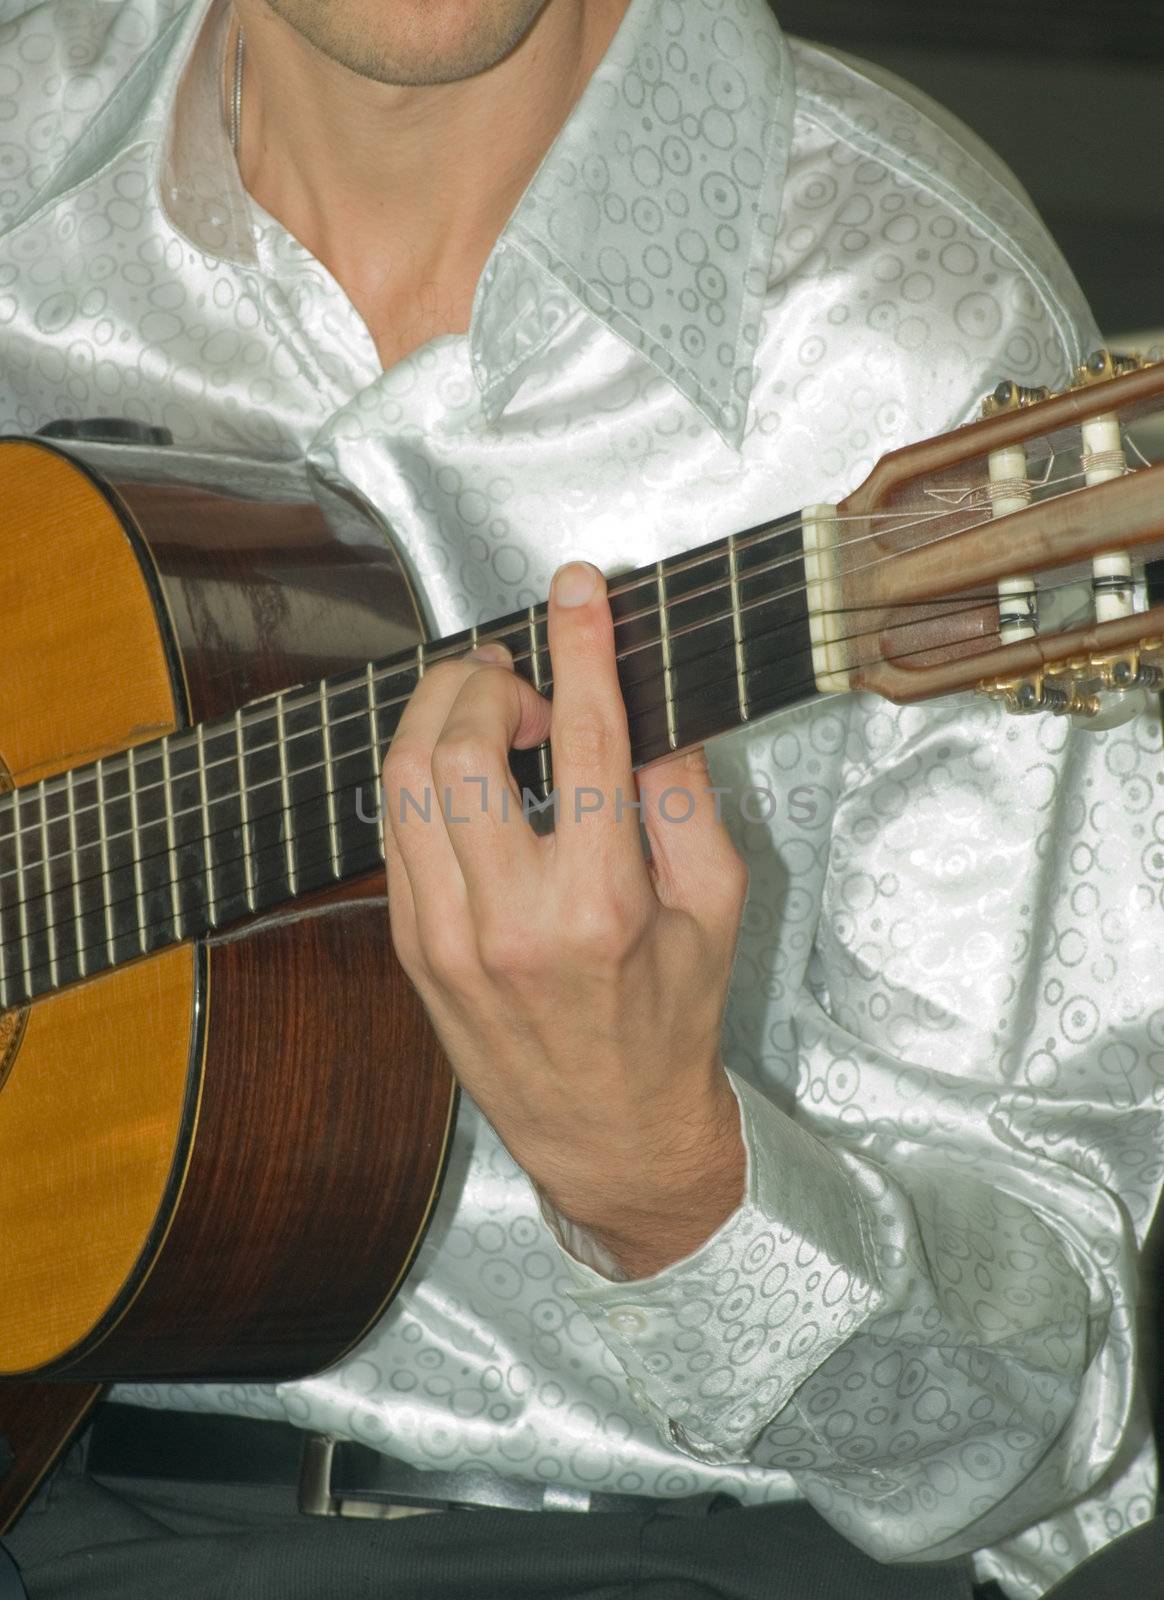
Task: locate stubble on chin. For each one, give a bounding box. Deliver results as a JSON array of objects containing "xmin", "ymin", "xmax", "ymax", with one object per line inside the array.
[{"xmin": 258, "ymin": 0, "xmax": 555, "ymax": 86}]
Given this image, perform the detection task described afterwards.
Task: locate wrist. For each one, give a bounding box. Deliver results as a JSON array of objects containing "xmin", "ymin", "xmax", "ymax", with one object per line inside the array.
[{"xmin": 537, "ymin": 1073, "xmax": 745, "ymax": 1278}]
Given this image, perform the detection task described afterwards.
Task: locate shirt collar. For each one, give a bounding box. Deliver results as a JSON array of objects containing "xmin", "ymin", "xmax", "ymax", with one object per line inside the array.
[
  {"xmin": 6, "ymin": 0, "xmax": 793, "ymax": 448},
  {"xmin": 473, "ymin": 0, "xmax": 794, "ymax": 446}
]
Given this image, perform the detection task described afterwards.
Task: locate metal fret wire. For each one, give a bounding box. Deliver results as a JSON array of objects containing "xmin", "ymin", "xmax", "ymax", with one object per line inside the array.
[
  {"xmin": 0, "ymin": 544, "xmax": 1110, "ymax": 920},
  {"xmin": 5, "ymin": 593, "xmax": 1026, "ymax": 990},
  {"xmin": 9, "ymin": 620, "xmax": 969, "ymax": 991},
  {"xmin": 6, "ymin": 565, "xmax": 1000, "ymax": 900}
]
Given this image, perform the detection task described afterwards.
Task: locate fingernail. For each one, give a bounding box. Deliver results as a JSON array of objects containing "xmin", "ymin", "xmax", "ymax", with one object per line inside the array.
[
  {"xmin": 553, "ymin": 561, "xmax": 599, "ymax": 608},
  {"xmin": 468, "ymin": 641, "xmax": 512, "ymax": 666}
]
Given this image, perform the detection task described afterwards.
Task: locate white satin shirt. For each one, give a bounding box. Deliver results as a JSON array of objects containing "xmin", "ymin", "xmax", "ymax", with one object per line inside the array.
[{"xmin": 1, "ymin": 1, "xmax": 1161, "ymax": 1596}]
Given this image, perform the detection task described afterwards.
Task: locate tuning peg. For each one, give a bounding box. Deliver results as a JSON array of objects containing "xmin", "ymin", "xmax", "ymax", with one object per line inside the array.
[
  {"xmin": 1073, "ymin": 348, "xmax": 1150, "ymax": 388},
  {"xmin": 980, "ymin": 379, "xmax": 1052, "ymax": 419},
  {"xmin": 980, "ymin": 643, "xmax": 1162, "ymax": 729}
]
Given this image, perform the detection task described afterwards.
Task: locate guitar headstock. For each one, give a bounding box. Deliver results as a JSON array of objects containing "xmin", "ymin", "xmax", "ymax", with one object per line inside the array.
[{"xmin": 810, "ymin": 349, "xmax": 1164, "ymax": 726}]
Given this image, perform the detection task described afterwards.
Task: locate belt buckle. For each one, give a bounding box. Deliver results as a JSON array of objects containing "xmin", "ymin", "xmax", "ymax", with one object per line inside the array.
[{"xmin": 297, "ymin": 1434, "xmax": 439, "ymax": 1521}]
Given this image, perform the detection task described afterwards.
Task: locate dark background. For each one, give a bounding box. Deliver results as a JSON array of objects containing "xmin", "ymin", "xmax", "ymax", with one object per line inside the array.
[{"xmin": 773, "ymin": 0, "xmax": 1163, "ymax": 339}]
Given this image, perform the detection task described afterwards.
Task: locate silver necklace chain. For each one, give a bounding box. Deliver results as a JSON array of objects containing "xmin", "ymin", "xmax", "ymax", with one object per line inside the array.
[{"xmin": 228, "ymin": 23, "xmax": 244, "ymax": 159}]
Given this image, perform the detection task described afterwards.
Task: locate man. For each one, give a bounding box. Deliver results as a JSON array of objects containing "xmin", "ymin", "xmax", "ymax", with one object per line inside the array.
[{"xmin": 1, "ymin": 1, "xmax": 1161, "ymax": 1596}]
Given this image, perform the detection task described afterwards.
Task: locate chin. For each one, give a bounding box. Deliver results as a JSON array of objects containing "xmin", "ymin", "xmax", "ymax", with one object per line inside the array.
[{"xmin": 264, "ymin": 0, "xmax": 554, "ymax": 86}]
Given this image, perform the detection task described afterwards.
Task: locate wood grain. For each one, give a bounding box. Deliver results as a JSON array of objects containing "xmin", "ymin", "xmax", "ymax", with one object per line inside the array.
[
  {"xmin": 0, "ymin": 947, "xmax": 197, "ymax": 1374},
  {"xmin": 51, "ymin": 884, "xmax": 455, "ymax": 1379},
  {"xmin": 0, "ymin": 443, "xmax": 197, "ymax": 1374},
  {"xmin": 0, "ymin": 443, "xmax": 179, "ymax": 783}
]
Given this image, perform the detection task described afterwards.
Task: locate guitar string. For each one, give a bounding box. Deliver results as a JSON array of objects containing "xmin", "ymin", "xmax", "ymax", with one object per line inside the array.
[
  {"xmin": 0, "ymin": 446, "xmax": 1104, "ymax": 866},
  {"xmin": 0, "ymin": 455, "xmax": 1104, "ymax": 851},
  {"xmin": 3, "ymin": 562, "xmax": 1048, "ymax": 900},
  {"xmin": 0, "ymin": 547, "xmax": 1127, "ymax": 908},
  {"xmin": 1, "ymin": 583, "xmax": 997, "ymax": 959},
  {"xmin": 18, "ymin": 521, "xmax": 1155, "ymax": 990},
  {"xmin": 3, "ymin": 584, "xmax": 1136, "ymax": 996},
  {"xmin": 5, "ymin": 616, "xmax": 1008, "ymax": 989},
  {"xmin": 1, "ymin": 441, "xmax": 1085, "ymax": 823}
]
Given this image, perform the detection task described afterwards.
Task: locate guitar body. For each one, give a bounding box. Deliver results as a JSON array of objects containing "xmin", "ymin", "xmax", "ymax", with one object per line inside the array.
[
  {"xmin": 2, "ymin": 357, "xmax": 1162, "ymax": 1531},
  {"xmin": 0, "ymin": 439, "xmax": 455, "ymax": 1527}
]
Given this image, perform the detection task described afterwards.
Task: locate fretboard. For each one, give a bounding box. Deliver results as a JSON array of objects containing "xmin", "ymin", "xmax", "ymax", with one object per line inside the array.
[{"xmin": 0, "ymin": 512, "xmax": 813, "ymax": 1008}]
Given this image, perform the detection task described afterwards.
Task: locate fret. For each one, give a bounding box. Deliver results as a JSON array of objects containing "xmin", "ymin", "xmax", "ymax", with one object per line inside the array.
[
  {"xmin": 160, "ymin": 736, "xmax": 183, "ymax": 937},
  {"xmin": 38, "ymin": 782, "xmax": 60, "ymax": 989},
  {"xmin": 64, "ymin": 768, "xmax": 87, "ymax": 979},
  {"xmin": 0, "ymin": 795, "xmax": 11, "ymax": 1003},
  {"xmin": 165, "ymin": 731, "xmax": 212, "ymax": 935},
  {"xmin": 125, "ymin": 747, "xmax": 148, "ymax": 954},
  {"xmin": 610, "ymin": 569, "xmax": 669, "ymax": 767},
  {"xmin": 131, "ymin": 739, "xmax": 182, "ymax": 954},
  {"xmin": 235, "ymin": 708, "xmax": 257, "ymax": 912},
  {"xmin": 527, "ymin": 606, "xmax": 552, "ymax": 796},
  {"xmin": 235, "ymin": 694, "xmax": 295, "ymax": 910},
  {"xmin": 729, "ymin": 521, "xmax": 816, "ymax": 725},
  {"xmin": 278, "ymin": 688, "xmax": 334, "ymax": 898},
  {"xmin": 317, "ymin": 686, "xmax": 342, "ymax": 880},
  {"xmin": 194, "ymin": 725, "xmax": 218, "ymax": 924},
  {"xmin": 417, "ymin": 641, "xmax": 427, "ymax": 679},
  {"xmin": 727, "ymin": 533, "xmax": 750, "ymax": 723},
  {"xmin": 10, "ymin": 788, "xmax": 33, "ymax": 997},
  {"xmin": 40, "ymin": 777, "xmax": 80, "ymax": 989},
  {"xmin": 275, "ymin": 692, "xmax": 298, "ymax": 894},
  {"xmin": 655, "ymin": 561, "xmax": 678, "ymax": 752},
  {"xmin": 192, "ymin": 721, "xmax": 254, "ymax": 928},
  {"xmin": 365, "ymin": 664, "xmax": 385, "ymax": 860},
  {"xmin": 16, "ymin": 782, "xmax": 55, "ymax": 996},
  {"xmin": 525, "ymin": 608, "xmax": 543, "ymax": 692},
  {"xmin": 324, "ymin": 675, "xmax": 385, "ymax": 881},
  {"xmin": 93, "ymin": 758, "xmax": 117, "ymax": 968}
]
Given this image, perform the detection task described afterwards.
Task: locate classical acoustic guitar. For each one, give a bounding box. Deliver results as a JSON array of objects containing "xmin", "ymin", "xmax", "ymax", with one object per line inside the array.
[{"xmin": 2, "ymin": 350, "xmax": 1163, "ymax": 1532}]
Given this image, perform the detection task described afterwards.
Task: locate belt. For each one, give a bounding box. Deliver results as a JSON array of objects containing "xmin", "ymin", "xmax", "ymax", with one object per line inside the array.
[{"xmin": 87, "ymin": 1404, "xmax": 731, "ymax": 1521}]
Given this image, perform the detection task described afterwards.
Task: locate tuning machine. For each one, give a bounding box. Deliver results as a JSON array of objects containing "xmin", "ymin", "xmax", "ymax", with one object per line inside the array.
[
  {"xmin": 979, "ymin": 349, "xmax": 1153, "ymax": 419},
  {"xmin": 980, "ymin": 379, "xmax": 1052, "ymax": 419},
  {"xmin": 978, "ymin": 640, "xmax": 1164, "ymax": 727},
  {"xmin": 1071, "ymin": 348, "xmax": 1151, "ymax": 388}
]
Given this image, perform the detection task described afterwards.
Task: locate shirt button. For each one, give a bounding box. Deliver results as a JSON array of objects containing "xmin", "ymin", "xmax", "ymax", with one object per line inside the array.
[{"xmin": 607, "ymin": 1308, "xmax": 648, "ymax": 1337}]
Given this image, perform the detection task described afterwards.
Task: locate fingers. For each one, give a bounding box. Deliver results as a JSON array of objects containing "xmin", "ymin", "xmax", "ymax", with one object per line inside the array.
[
  {"xmin": 381, "ymin": 650, "xmax": 499, "ymax": 946},
  {"xmin": 431, "ymin": 661, "xmax": 550, "ymax": 900},
  {"xmin": 546, "ymin": 562, "xmax": 643, "ymax": 877},
  {"xmin": 638, "ymin": 747, "xmax": 749, "ymax": 924}
]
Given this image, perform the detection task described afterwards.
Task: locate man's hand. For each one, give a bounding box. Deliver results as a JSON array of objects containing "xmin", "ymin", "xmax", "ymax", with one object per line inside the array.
[{"xmin": 381, "ymin": 562, "xmax": 747, "ymax": 1278}]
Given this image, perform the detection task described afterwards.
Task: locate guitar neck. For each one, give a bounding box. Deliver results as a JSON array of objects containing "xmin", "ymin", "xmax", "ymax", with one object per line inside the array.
[{"xmin": 0, "ymin": 511, "xmax": 816, "ymax": 1009}]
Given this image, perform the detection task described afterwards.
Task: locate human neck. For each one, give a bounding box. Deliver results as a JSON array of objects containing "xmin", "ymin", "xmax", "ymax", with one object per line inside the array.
[{"xmin": 230, "ymin": 0, "xmax": 628, "ymax": 369}]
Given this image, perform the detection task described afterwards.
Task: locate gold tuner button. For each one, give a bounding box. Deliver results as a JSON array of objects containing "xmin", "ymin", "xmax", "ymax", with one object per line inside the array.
[
  {"xmin": 978, "ymin": 675, "xmax": 1045, "ymax": 715},
  {"xmin": 1074, "ymin": 348, "xmax": 1149, "ymax": 387},
  {"xmin": 1086, "ymin": 652, "xmax": 1138, "ymax": 691},
  {"xmin": 980, "ymin": 379, "xmax": 1052, "ymax": 419}
]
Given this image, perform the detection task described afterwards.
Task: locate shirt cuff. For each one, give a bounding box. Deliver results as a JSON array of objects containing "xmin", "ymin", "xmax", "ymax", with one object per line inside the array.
[{"xmin": 538, "ymin": 1070, "xmax": 885, "ymax": 1462}]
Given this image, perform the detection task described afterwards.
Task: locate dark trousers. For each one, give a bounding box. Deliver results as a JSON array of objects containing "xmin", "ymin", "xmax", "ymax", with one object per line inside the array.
[{"xmin": 5, "ymin": 1440, "xmax": 983, "ymax": 1600}]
